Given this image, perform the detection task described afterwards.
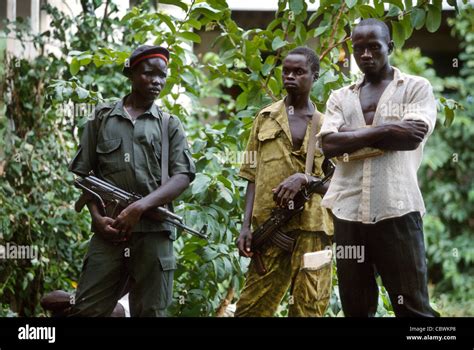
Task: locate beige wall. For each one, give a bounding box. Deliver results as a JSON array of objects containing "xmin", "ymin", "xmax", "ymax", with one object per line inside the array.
[{"xmin": 2, "ymin": 0, "xmax": 129, "ymax": 59}]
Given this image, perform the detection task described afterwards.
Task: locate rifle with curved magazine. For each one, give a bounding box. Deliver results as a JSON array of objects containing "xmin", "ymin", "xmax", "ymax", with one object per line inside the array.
[
  {"xmin": 74, "ymin": 175, "xmax": 208, "ymax": 240},
  {"xmin": 250, "ymin": 159, "xmax": 335, "ymax": 275}
]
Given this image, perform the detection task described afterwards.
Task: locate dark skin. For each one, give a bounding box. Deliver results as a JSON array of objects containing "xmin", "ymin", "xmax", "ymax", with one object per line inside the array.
[
  {"xmin": 237, "ymin": 54, "xmax": 328, "ymax": 257},
  {"xmin": 322, "ymin": 25, "xmax": 429, "ymax": 158},
  {"xmin": 89, "ymin": 56, "xmax": 190, "ymax": 241}
]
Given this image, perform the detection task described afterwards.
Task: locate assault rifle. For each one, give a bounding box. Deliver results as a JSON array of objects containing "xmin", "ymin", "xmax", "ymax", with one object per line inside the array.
[
  {"xmin": 74, "ymin": 175, "xmax": 208, "ymax": 240},
  {"xmin": 251, "ymin": 160, "xmax": 335, "ymax": 275}
]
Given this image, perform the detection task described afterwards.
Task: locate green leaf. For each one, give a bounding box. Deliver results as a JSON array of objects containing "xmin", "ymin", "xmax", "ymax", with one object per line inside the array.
[
  {"xmin": 444, "ymin": 106, "xmax": 454, "ymax": 127},
  {"xmin": 268, "ymin": 76, "xmax": 280, "ymax": 96},
  {"xmin": 385, "ymin": 0, "xmax": 404, "ymax": 10},
  {"xmin": 261, "ymin": 63, "xmax": 274, "ymax": 76},
  {"xmin": 236, "ymin": 91, "xmax": 248, "ymax": 110},
  {"xmin": 69, "ymin": 58, "xmax": 80, "ymax": 76},
  {"xmin": 373, "ymin": 0, "xmax": 385, "ymax": 17},
  {"xmin": 272, "ymin": 36, "xmax": 288, "ymax": 51},
  {"xmin": 411, "ymin": 8, "xmax": 426, "ymax": 30},
  {"xmin": 295, "ymin": 22, "xmax": 307, "ymax": 44},
  {"xmin": 186, "ymin": 18, "xmax": 202, "ymax": 30},
  {"xmin": 344, "ymin": 0, "xmax": 357, "ymax": 9},
  {"xmin": 218, "ymin": 184, "xmax": 233, "ymax": 203},
  {"xmin": 249, "ymin": 54, "xmax": 262, "ymax": 72},
  {"xmin": 178, "ymin": 31, "xmax": 201, "ymax": 43},
  {"xmin": 191, "ymin": 3, "xmax": 222, "ymax": 21},
  {"xmin": 358, "ymin": 5, "xmax": 379, "ymax": 19},
  {"xmin": 386, "ymin": 4, "xmax": 401, "ymax": 17},
  {"xmin": 308, "ymin": 11, "xmax": 319, "ymax": 26},
  {"xmin": 432, "ymin": 0, "xmax": 442, "ymax": 10},
  {"xmin": 401, "ymin": 14, "xmax": 413, "ymax": 40},
  {"xmin": 191, "ymin": 174, "xmax": 212, "ymax": 195},
  {"xmin": 313, "ymin": 25, "xmax": 329, "ymax": 38},
  {"xmin": 158, "ymin": 0, "xmax": 188, "ymax": 12},
  {"xmin": 156, "ymin": 13, "xmax": 176, "ymax": 34},
  {"xmin": 391, "ymin": 21, "xmax": 406, "ymax": 49},
  {"xmin": 289, "ymin": 0, "xmax": 305, "ymax": 15},
  {"xmin": 426, "ymin": 5, "xmax": 442, "ymax": 33},
  {"xmin": 75, "ymin": 87, "xmax": 89, "ymax": 100}
]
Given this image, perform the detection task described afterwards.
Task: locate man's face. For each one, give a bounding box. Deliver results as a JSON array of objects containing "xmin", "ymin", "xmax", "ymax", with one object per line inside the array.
[
  {"xmin": 130, "ymin": 57, "xmax": 167, "ymax": 100},
  {"xmin": 282, "ymin": 54, "xmax": 316, "ymax": 95},
  {"xmin": 352, "ymin": 25, "xmax": 393, "ymax": 75}
]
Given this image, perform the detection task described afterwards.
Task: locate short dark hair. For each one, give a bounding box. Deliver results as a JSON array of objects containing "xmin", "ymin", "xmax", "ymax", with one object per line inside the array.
[
  {"xmin": 353, "ymin": 18, "xmax": 391, "ymax": 43},
  {"xmin": 287, "ymin": 46, "xmax": 320, "ymax": 75}
]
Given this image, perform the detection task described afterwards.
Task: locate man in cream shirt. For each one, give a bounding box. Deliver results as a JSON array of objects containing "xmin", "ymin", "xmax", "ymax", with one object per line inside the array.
[{"xmin": 318, "ymin": 19, "xmax": 439, "ymax": 317}]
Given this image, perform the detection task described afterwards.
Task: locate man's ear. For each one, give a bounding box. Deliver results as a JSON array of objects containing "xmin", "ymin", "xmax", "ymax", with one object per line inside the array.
[
  {"xmin": 388, "ymin": 40, "xmax": 395, "ymax": 54},
  {"xmin": 313, "ymin": 72, "xmax": 319, "ymax": 81}
]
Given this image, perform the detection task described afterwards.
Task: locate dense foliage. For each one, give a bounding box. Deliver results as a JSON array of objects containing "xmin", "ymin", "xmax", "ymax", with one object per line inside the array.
[{"xmin": 0, "ymin": 0, "xmax": 470, "ymax": 317}]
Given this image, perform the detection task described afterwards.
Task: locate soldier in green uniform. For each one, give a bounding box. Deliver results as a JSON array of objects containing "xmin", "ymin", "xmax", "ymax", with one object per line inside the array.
[
  {"xmin": 235, "ymin": 47, "xmax": 333, "ymax": 317},
  {"xmin": 68, "ymin": 45, "xmax": 196, "ymax": 317}
]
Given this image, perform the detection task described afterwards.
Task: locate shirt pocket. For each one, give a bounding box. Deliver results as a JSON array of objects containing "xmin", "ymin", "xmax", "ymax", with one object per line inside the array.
[
  {"xmin": 96, "ymin": 138, "xmax": 125, "ymax": 176},
  {"xmin": 258, "ymin": 128, "xmax": 284, "ymax": 163}
]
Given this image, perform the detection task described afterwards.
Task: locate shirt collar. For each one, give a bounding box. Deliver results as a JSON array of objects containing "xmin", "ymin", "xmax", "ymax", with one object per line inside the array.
[
  {"xmin": 109, "ymin": 95, "xmax": 162, "ymax": 119},
  {"xmin": 259, "ymin": 98, "xmax": 317, "ymax": 151},
  {"xmin": 349, "ymin": 66, "xmax": 405, "ymax": 92}
]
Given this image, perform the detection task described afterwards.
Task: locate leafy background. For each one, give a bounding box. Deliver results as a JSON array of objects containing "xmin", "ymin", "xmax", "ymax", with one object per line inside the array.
[{"xmin": 0, "ymin": 0, "xmax": 472, "ymax": 316}]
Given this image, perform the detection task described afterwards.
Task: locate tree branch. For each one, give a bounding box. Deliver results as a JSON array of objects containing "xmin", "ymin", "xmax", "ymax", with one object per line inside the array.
[
  {"xmin": 319, "ymin": 36, "xmax": 351, "ymax": 61},
  {"xmin": 99, "ymin": 0, "xmax": 110, "ymax": 40}
]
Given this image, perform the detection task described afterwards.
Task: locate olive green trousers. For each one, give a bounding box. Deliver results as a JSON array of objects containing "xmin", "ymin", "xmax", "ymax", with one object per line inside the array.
[
  {"xmin": 235, "ymin": 230, "xmax": 332, "ymax": 317},
  {"xmin": 69, "ymin": 231, "xmax": 176, "ymax": 317}
]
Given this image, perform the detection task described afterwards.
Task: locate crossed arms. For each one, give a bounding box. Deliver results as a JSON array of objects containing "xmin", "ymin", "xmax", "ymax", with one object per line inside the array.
[{"xmin": 321, "ymin": 119, "xmax": 429, "ymax": 158}]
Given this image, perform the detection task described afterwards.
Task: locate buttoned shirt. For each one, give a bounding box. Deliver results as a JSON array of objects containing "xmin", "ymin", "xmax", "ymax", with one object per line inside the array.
[
  {"xmin": 69, "ymin": 96, "xmax": 196, "ymax": 233},
  {"xmin": 239, "ymin": 99, "xmax": 333, "ymax": 235},
  {"xmin": 317, "ymin": 67, "xmax": 437, "ymax": 223}
]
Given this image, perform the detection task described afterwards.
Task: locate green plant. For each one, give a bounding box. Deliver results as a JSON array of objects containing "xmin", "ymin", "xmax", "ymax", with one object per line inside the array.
[{"xmin": 1, "ymin": 0, "xmax": 465, "ymax": 316}]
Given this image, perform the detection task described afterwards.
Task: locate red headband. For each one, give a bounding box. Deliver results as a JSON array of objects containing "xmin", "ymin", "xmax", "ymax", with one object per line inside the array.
[{"xmin": 130, "ymin": 53, "xmax": 168, "ymax": 68}]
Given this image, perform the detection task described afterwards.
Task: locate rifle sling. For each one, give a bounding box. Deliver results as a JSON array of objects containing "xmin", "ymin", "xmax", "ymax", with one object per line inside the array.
[
  {"xmin": 305, "ymin": 109, "xmax": 323, "ymax": 175},
  {"xmin": 161, "ymin": 112, "xmax": 172, "ymax": 212},
  {"xmin": 161, "ymin": 112, "xmax": 170, "ymax": 185}
]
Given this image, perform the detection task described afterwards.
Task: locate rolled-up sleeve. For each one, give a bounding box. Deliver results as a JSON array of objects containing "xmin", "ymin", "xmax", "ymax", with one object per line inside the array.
[
  {"xmin": 238, "ymin": 116, "xmax": 260, "ymax": 182},
  {"xmin": 168, "ymin": 116, "xmax": 196, "ymax": 182},
  {"xmin": 68, "ymin": 111, "xmax": 100, "ymax": 177},
  {"xmin": 316, "ymin": 91, "xmax": 345, "ymax": 150},
  {"xmin": 402, "ymin": 78, "xmax": 437, "ymax": 138}
]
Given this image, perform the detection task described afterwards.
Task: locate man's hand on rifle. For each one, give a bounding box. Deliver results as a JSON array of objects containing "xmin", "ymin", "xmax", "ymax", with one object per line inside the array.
[
  {"xmin": 91, "ymin": 215, "xmax": 123, "ymax": 241},
  {"xmin": 272, "ymin": 173, "xmax": 322, "ymax": 207},
  {"xmin": 237, "ymin": 226, "xmax": 253, "ymax": 258},
  {"xmin": 111, "ymin": 199, "xmax": 148, "ymax": 239}
]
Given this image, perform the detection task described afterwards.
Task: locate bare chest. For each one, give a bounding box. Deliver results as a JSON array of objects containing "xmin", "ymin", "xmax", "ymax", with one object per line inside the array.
[
  {"xmin": 359, "ymin": 81, "xmax": 391, "ymax": 125},
  {"xmin": 287, "ymin": 112, "xmax": 310, "ymax": 150}
]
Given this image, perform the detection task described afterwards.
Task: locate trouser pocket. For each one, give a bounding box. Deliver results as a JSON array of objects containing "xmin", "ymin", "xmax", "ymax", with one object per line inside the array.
[{"xmin": 157, "ymin": 255, "xmax": 176, "ymax": 309}]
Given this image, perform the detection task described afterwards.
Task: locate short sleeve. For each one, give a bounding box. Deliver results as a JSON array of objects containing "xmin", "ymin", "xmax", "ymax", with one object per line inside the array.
[
  {"xmin": 316, "ymin": 91, "xmax": 345, "ymax": 150},
  {"xmin": 402, "ymin": 79, "xmax": 437, "ymax": 138},
  {"xmin": 168, "ymin": 116, "xmax": 196, "ymax": 182},
  {"xmin": 68, "ymin": 108, "xmax": 103, "ymax": 176},
  {"xmin": 238, "ymin": 115, "xmax": 260, "ymax": 182}
]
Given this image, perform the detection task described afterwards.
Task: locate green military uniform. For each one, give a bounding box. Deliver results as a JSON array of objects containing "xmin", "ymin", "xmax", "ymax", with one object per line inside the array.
[
  {"xmin": 236, "ymin": 99, "xmax": 333, "ymax": 317},
  {"xmin": 69, "ymin": 96, "xmax": 195, "ymax": 317}
]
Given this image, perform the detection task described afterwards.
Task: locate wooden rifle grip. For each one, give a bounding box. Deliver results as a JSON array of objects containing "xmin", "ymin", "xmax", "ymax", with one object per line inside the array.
[{"xmin": 253, "ymin": 251, "xmax": 267, "ymax": 276}]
